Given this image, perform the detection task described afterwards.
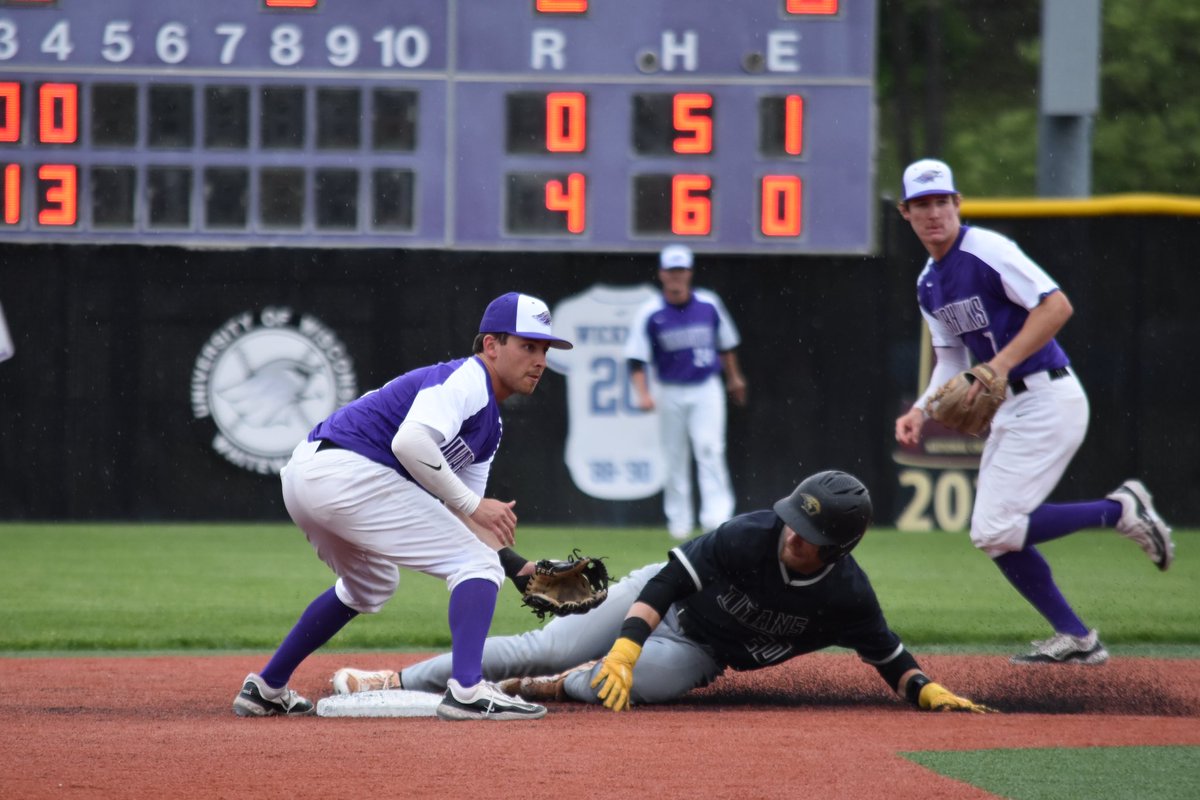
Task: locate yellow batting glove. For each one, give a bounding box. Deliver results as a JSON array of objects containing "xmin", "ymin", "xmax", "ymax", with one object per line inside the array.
[
  {"xmin": 590, "ymin": 637, "xmax": 643, "ymax": 712},
  {"xmin": 919, "ymin": 682, "xmax": 998, "ymax": 714}
]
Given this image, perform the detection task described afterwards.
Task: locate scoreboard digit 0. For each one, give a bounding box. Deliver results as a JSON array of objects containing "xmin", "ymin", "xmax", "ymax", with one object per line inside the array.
[{"xmin": 0, "ymin": 0, "xmax": 876, "ymax": 254}]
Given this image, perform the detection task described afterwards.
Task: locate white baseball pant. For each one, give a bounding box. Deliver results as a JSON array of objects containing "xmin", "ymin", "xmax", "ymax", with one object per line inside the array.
[
  {"xmin": 971, "ymin": 371, "xmax": 1090, "ymax": 557},
  {"xmin": 280, "ymin": 439, "xmax": 503, "ymax": 614},
  {"xmin": 658, "ymin": 375, "xmax": 735, "ymax": 537}
]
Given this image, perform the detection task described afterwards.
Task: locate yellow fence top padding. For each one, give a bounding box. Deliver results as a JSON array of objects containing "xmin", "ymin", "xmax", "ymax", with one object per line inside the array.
[{"xmin": 960, "ymin": 194, "xmax": 1200, "ymax": 218}]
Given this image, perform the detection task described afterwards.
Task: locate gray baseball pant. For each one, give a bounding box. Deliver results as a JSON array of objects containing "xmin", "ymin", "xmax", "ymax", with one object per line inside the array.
[{"xmin": 401, "ymin": 563, "xmax": 724, "ymax": 705}]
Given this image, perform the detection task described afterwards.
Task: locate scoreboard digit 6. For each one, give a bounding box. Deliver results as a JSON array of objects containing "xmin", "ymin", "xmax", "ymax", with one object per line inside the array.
[{"xmin": 0, "ymin": 0, "xmax": 876, "ymax": 254}]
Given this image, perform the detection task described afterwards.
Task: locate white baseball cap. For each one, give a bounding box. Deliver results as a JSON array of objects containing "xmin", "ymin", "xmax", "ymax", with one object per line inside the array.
[
  {"xmin": 659, "ymin": 244, "xmax": 694, "ymax": 270},
  {"xmin": 479, "ymin": 292, "xmax": 573, "ymax": 350},
  {"xmin": 902, "ymin": 158, "xmax": 957, "ymax": 201}
]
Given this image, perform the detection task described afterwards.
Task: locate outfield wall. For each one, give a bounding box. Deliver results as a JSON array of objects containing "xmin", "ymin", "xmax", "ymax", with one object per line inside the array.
[{"xmin": 1, "ymin": 199, "xmax": 1196, "ymax": 526}]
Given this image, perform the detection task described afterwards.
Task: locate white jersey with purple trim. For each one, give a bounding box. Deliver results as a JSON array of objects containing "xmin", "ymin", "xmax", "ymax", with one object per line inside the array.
[
  {"xmin": 624, "ymin": 288, "xmax": 741, "ymax": 385},
  {"xmin": 309, "ymin": 356, "xmax": 498, "ymax": 498},
  {"xmin": 547, "ymin": 284, "xmax": 665, "ymax": 500},
  {"xmin": 916, "ymin": 225, "xmax": 1070, "ymax": 381}
]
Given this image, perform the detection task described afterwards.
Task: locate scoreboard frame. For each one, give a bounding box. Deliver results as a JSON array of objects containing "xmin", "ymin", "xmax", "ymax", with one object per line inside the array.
[{"xmin": 0, "ymin": 0, "xmax": 878, "ymax": 254}]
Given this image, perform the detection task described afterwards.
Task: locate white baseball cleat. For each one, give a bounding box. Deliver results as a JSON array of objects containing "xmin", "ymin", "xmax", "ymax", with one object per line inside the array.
[
  {"xmin": 332, "ymin": 667, "xmax": 401, "ymax": 695},
  {"xmin": 232, "ymin": 672, "xmax": 316, "ymax": 716},
  {"xmin": 1107, "ymin": 479, "xmax": 1175, "ymax": 571},
  {"xmin": 1011, "ymin": 629, "xmax": 1109, "ymax": 666},
  {"xmin": 436, "ymin": 678, "xmax": 547, "ymax": 721}
]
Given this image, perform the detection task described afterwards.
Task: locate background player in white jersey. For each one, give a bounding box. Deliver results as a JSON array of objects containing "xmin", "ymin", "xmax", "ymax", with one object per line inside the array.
[
  {"xmin": 332, "ymin": 471, "xmax": 993, "ymax": 714},
  {"xmin": 231, "ymin": 292, "xmax": 571, "ymax": 720},
  {"xmin": 625, "ymin": 245, "xmax": 748, "ymax": 540},
  {"xmin": 893, "ymin": 159, "xmax": 1175, "ymax": 665}
]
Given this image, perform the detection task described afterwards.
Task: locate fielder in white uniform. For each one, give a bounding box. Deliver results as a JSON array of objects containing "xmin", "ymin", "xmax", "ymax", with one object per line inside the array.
[
  {"xmin": 625, "ymin": 245, "xmax": 748, "ymax": 540},
  {"xmin": 894, "ymin": 159, "xmax": 1175, "ymax": 665},
  {"xmin": 231, "ymin": 292, "xmax": 571, "ymax": 720}
]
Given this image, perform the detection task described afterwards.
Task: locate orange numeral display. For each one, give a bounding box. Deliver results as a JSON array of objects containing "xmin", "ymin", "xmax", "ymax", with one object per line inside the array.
[
  {"xmin": 38, "ymin": 83, "xmax": 78, "ymax": 144},
  {"xmin": 545, "ymin": 92, "xmax": 586, "ymax": 153},
  {"xmin": 536, "ymin": 0, "xmax": 588, "ymax": 12},
  {"xmin": 784, "ymin": 95, "xmax": 804, "ymax": 156},
  {"xmin": 264, "ymin": 0, "xmax": 319, "ymax": 8},
  {"xmin": 787, "ymin": 0, "xmax": 838, "ymax": 14},
  {"xmin": 3, "ymin": 164, "xmax": 19, "ymax": 224},
  {"xmin": 0, "ymin": 83, "xmax": 20, "ymax": 143},
  {"xmin": 545, "ymin": 172, "xmax": 586, "ymax": 233},
  {"xmin": 37, "ymin": 164, "xmax": 77, "ymax": 225},
  {"xmin": 673, "ymin": 93, "xmax": 713, "ymax": 154},
  {"xmin": 760, "ymin": 175, "xmax": 802, "ymax": 237},
  {"xmin": 671, "ymin": 174, "xmax": 711, "ymax": 235}
]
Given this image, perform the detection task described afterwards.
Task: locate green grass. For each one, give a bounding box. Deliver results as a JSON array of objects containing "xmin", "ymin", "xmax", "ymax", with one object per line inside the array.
[
  {"xmin": 902, "ymin": 746, "xmax": 1200, "ymax": 800},
  {"xmin": 0, "ymin": 523, "xmax": 1195, "ymax": 655}
]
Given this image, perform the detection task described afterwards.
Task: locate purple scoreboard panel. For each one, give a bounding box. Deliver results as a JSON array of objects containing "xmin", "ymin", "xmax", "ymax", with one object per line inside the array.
[{"xmin": 0, "ymin": 0, "xmax": 876, "ymax": 253}]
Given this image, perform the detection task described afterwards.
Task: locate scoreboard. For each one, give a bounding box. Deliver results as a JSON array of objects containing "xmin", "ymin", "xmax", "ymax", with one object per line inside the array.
[{"xmin": 0, "ymin": 0, "xmax": 877, "ymax": 253}]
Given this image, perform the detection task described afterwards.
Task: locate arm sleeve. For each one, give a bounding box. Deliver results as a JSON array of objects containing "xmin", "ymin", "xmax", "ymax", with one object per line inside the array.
[
  {"xmin": 863, "ymin": 644, "xmax": 922, "ymax": 692},
  {"xmin": 456, "ymin": 458, "xmax": 491, "ymax": 500},
  {"xmin": 391, "ymin": 421, "xmax": 481, "ymax": 515},
  {"xmin": 632, "ymin": 557, "xmax": 698, "ymax": 618},
  {"xmin": 623, "ymin": 303, "xmax": 655, "ymax": 363},
  {"xmin": 914, "ymin": 344, "xmax": 970, "ymax": 412}
]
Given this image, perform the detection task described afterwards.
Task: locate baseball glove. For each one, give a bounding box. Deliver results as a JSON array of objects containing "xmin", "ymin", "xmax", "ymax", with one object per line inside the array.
[
  {"xmin": 522, "ymin": 550, "xmax": 610, "ymax": 621},
  {"xmin": 927, "ymin": 363, "xmax": 1007, "ymax": 437}
]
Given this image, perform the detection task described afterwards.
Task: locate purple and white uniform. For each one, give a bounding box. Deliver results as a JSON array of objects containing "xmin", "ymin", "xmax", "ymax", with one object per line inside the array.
[
  {"xmin": 283, "ymin": 355, "xmax": 505, "ymax": 612},
  {"xmin": 233, "ymin": 291, "xmax": 569, "ymax": 718},
  {"xmin": 626, "ymin": 289, "xmax": 740, "ymax": 538},
  {"xmin": 916, "ymin": 225, "xmax": 1088, "ymax": 555}
]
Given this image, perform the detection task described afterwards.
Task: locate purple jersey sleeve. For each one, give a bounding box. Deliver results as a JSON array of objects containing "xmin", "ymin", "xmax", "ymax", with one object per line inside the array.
[
  {"xmin": 308, "ymin": 356, "xmax": 502, "ymax": 484},
  {"xmin": 916, "ymin": 225, "xmax": 1069, "ymax": 381}
]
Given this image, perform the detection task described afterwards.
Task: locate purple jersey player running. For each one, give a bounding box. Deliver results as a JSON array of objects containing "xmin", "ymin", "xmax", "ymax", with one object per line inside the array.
[
  {"xmin": 231, "ymin": 292, "xmax": 571, "ymax": 720},
  {"xmin": 625, "ymin": 244, "xmax": 748, "ymax": 540},
  {"xmin": 893, "ymin": 159, "xmax": 1175, "ymax": 665}
]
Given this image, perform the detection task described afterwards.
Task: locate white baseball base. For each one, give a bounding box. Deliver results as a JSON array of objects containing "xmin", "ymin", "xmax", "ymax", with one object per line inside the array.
[{"xmin": 316, "ymin": 689, "xmax": 442, "ymax": 718}]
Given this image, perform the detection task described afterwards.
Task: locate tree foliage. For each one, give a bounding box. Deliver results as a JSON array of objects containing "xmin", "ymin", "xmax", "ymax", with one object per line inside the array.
[{"xmin": 878, "ymin": 0, "xmax": 1200, "ymax": 197}]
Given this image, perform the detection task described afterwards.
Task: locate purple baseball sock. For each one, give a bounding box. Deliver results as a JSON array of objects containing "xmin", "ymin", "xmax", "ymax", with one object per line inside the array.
[
  {"xmin": 448, "ymin": 578, "xmax": 498, "ymax": 688},
  {"xmin": 1025, "ymin": 500, "xmax": 1122, "ymax": 546},
  {"xmin": 260, "ymin": 586, "xmax": 359, "ymax": 689},
  {"xmin": 993, "ymin": 548, "xmax": 1089, "ymax": 637}
]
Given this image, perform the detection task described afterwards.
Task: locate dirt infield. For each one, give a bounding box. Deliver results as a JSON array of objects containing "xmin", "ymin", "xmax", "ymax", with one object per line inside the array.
[{"xmin": 3, "ymin": 652, "xmax": 1198, "ymax": 799}]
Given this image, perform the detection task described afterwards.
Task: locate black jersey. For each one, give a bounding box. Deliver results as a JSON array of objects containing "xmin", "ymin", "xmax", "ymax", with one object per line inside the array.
[{"xmin": 672, "ymin": 510, "xmax": 904, "ymax": 672}]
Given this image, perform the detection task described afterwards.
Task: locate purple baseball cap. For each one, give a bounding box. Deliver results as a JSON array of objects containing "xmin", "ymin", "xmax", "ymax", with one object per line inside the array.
[
  {"xmin": 479, "ymin": 292, "xmax": 573, "ymax": 350},
  {"xmin": 902, "ymin": 158, "xmax": 958, "ymax": 201}
]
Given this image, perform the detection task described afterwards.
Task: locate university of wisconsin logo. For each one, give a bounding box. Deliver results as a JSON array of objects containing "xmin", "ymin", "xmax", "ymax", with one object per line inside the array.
[{"xmin": 191, "ymin": 307, "xmax": 358, "ymax": 474}]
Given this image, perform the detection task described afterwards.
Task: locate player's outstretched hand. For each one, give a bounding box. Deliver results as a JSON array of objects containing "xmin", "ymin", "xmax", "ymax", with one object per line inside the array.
[
  {"xmin": 918, "ymin": 682, "xmax": 998, "ymax": 714},
  {"xmin": 471, "ymin": 498, "xmax": 517, "ymax": 546},
  {"xmin": 590, "ymin": 637, "xmax": 642, "ymax": 712}
]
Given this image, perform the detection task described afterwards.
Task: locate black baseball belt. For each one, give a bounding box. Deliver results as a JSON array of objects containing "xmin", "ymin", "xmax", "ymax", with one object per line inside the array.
[{"xmin": 1011, "ymin": 366, "xmax": 1071, "ymax": 396}]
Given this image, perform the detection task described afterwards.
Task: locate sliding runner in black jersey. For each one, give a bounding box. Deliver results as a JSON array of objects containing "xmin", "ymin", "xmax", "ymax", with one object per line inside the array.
[{"xmin": 333, "ymin": 471, "xmax": 994, "ymax": 715}]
